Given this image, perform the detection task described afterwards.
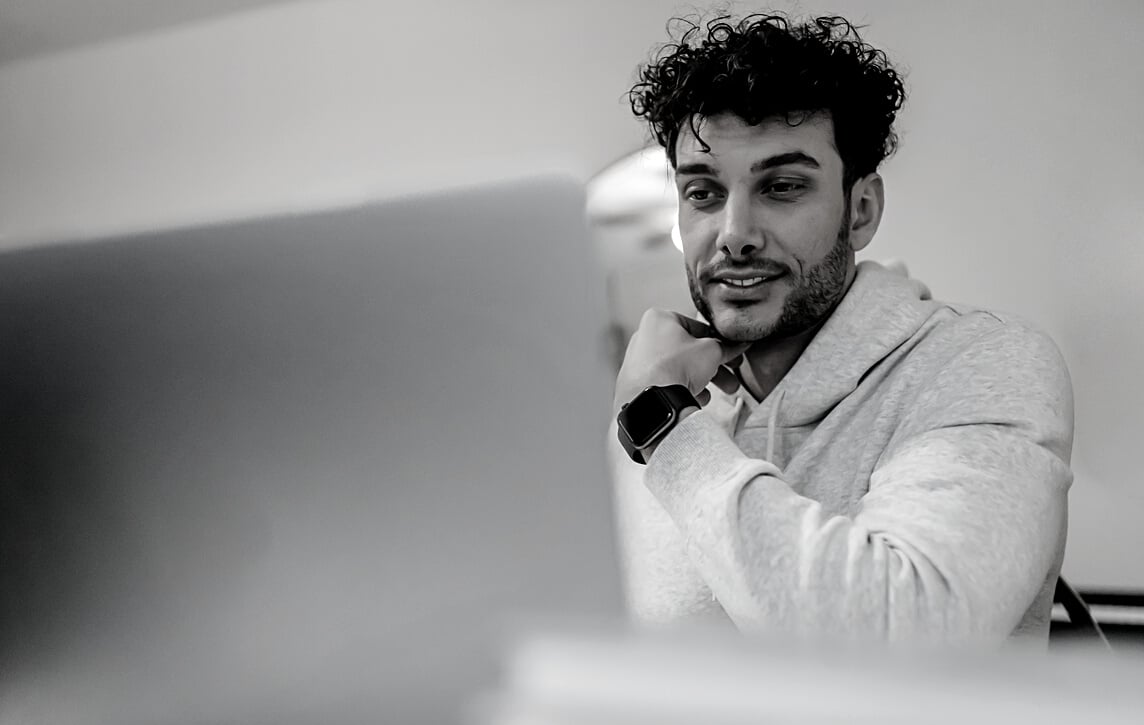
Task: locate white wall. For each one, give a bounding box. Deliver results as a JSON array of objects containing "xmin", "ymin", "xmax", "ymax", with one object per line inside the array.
[
  {"xmin": 1, "ymin": 0, "xmax": 1141, "ymax": 588},
  {"xmin": 0, "ymin": 0, "xmax": 663, "ymax": 246}
]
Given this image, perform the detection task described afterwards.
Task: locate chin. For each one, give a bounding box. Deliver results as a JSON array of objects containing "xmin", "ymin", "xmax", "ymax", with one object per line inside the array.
[{"xmin": 712, "ymin": 309, "xmax": 780, "ymax": 343}]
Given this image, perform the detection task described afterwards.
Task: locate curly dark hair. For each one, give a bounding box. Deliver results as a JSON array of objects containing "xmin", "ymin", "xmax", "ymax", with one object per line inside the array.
[{"xmin": 629, "ymin": 12, "xmax": 907, "ymax": 189}]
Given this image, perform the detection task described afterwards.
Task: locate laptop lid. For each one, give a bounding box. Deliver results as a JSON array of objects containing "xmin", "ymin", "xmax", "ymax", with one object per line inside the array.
[{"xmin": 0, "ymin": 176, "xmax": 624, "ymax": 724}]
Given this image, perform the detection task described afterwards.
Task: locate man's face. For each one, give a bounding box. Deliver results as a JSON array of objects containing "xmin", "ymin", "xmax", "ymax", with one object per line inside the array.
[{"xmin": 675, "ymin": 112, "xmax": 856, "ymax": 343}]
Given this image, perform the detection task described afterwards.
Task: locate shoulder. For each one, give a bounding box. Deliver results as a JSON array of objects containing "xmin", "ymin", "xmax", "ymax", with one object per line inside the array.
[
  {"xmin": 913, "ymin": 303, "xmax": 1070, "ymax": 384},
  {"xmin": 899, "ymin": 307, "xmax": 1074, "ymax": 458}
]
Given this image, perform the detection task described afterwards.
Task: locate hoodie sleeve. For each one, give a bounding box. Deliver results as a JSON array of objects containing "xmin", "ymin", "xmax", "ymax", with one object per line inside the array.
[
  {"xmin": 608, "ymin": 390, "xmax": 746, "ymax": 626},
  {"xmin": 609, "ymin": 420, "xmax": 725, "ymax": 625},
  {"xmin": 642, "ymin": 324, "xmax": 1074, "ymax": 643}
]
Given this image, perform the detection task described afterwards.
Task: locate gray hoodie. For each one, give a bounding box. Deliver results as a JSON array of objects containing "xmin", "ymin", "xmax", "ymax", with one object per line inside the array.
[{"xmin": 610, "ymin": 261, "xmax": 1074, "ymax": 645}]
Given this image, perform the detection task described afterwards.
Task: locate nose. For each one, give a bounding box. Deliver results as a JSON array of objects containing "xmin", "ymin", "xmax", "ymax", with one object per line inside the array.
[{"xmin": 717, "ymin": 193, "xmax": 761, "ymax": 259}]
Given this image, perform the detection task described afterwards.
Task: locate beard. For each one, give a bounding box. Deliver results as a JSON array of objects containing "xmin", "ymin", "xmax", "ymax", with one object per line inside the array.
[{"xmin": 687, "ymin": 207, "xmax": 853, "ymax": 344}]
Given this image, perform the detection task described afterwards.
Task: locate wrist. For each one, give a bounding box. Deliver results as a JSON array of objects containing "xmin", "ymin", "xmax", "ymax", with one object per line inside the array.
[
  {"xmin": 615, "ymin": 385, "xmax": 700, "ymax": 465},
  {"xmin": 614, "ymin": 375, "xmax": 686, "ymax": 417},
  {"xmin": 639, "ymin": 406, "xmax": 700, "ymax": 462}
]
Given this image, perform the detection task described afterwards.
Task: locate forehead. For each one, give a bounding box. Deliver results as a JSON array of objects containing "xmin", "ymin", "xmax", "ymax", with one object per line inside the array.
[{"xmin": 674, "ymin": 112, "xmax": 840, "ymax": 169}]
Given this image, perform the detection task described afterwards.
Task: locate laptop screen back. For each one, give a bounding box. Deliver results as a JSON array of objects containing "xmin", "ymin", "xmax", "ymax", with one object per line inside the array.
[{"xmin": 0, "ymin": 176, "xmax": 624, "ymax": 724}]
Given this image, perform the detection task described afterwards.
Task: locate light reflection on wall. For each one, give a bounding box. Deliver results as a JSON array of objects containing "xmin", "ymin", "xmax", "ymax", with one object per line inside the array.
[{"xmin": 585, "ymin": 147, "xmax": 692, "ymax": 366}]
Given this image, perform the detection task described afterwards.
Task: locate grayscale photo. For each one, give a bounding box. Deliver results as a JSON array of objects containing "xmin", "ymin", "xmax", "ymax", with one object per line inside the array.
[{"xmin": 1, "ymin": 1, "xmax": 1142, "ymax": 724}]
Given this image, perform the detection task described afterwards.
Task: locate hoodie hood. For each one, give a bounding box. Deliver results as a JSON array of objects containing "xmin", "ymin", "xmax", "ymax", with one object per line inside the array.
[{"xmin": 727, "ymin": 260, "xmax": 938, "ymax": 430}]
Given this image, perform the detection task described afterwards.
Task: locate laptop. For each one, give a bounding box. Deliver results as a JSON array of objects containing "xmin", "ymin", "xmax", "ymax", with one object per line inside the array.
[{"xmin": 0, "ymin": 176, "xmax": 625, "ymax": 724}]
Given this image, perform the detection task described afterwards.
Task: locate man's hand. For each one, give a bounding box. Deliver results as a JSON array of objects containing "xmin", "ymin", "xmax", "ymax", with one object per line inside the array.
[{"xmin": 613, "ymin": 309, "xmax": 750, "ymax": 417}]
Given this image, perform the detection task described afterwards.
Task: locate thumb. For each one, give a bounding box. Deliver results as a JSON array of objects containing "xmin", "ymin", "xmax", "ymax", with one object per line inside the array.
[{"xmin": 719, "ymin": 343, "xmax": 751, "ymax": 365}]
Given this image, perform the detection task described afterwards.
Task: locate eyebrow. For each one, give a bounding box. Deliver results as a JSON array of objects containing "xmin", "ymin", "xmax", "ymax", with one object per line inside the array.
[{"xmin": 675, "ymin": 151, "xmax": 821, "ymax": 177}]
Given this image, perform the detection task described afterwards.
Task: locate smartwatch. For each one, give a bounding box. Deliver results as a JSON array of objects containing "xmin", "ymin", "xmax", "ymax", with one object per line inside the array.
[{"xmin": 616, "ymin": 384, "xmax": 699, "ymax": 464}]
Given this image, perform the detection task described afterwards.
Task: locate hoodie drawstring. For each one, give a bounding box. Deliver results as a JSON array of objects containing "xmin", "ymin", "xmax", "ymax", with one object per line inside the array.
[{"xmin": 766, "ymin": 388, "xmax": 786, "ymax": 463}]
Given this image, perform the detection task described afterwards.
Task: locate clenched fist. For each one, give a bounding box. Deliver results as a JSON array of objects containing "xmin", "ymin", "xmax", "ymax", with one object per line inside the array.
[{"xmin": 613, "ymin": 309, "xmax": 750, "ymax": 417}]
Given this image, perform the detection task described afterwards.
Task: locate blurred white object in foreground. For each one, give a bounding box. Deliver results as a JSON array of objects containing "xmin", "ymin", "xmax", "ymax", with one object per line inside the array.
[{"xmin": 472, "ymin": 627, "xmax": 1144, "ymax": 725}]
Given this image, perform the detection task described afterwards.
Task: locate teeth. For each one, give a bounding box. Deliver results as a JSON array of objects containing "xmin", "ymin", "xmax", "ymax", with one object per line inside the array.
[{"xmin": 725, "ymin": 277, "xmax": 765, "ymax": 287}]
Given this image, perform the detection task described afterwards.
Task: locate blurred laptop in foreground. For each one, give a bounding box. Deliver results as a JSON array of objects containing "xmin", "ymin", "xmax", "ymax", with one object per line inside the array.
[
  {"xmin": 0, "ymin": 176, "xmax": 624, "ymax": 724},
  {"xmin": 475, "ymin": 626, "xmax": 1144, "ymax": 725}
]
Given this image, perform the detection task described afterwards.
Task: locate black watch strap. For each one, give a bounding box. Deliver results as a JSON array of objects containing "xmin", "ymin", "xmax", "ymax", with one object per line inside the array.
[{"xmin": 656, "ymin": 384, "xmax": 700, "ymax": 416}]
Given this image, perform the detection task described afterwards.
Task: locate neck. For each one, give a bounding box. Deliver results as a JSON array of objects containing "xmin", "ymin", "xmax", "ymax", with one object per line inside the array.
[
  {"xmin": 736, "ymin": 265, "xmax": 859, "ymax": 402},
  {"xmin": 737, "ymin": 325, "xmax": 820, "ymax": 402}
]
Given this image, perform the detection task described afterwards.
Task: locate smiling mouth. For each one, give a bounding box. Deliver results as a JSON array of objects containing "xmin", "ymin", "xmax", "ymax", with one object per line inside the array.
[
  {"xmin": 714, "ymin": 272, "xmax": 786, "ymax": 290},
  {"xmin": 723, "ymin": 276, "xmax": 766, "ymax": 288}
]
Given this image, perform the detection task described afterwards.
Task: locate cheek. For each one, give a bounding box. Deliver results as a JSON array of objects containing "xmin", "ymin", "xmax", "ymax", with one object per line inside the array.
[
  {"xmin": 678, "ymin": 213, "xmax": 719, "ymax": 255},
  {"xmin": 773, "ymin": 208, "xmax": 843, "ymax": 267},
  {"xmin": 681, "ymin": 240, "xmax": 703, "ymax": 266},
  {"xmin": 678, "ymin": 228, "xmax": 711, "ymax": 269},
  {"xmin": 682, "ymin": 251, "xmax": 705, "ymax": 285}
]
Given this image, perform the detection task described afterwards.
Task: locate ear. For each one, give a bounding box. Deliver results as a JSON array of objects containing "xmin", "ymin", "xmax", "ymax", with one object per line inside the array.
[{"xmin": 846, "ymin": 173, "xmax": 884, "ymax": 253}]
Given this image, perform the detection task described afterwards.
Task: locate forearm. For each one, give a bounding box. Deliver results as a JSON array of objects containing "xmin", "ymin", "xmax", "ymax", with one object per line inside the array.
[
  {"xmin": 644, "ymin": 412, "xmax": 1068, "ymax": 643},
  {"xmin": 608, "ymin": 420, "xmax": 731, "ymax": 626}
]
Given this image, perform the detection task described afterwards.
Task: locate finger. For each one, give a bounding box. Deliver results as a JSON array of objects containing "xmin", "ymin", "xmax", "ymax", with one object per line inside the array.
[
  {"xmin": 689, "ymin": 338, "xmax": 749, "ymax": 385},
  {"xmin": 711, "ymin": 365, "xmax": 741, "ymax": 395},
  {"xmin": 718, "ymin": 345, "xmax": 745, "ymax": 363},
  {"xmin": 695, "ymin": 388, "xmax": 711, "ymax": 407},
  {"xmin": 669, "ymin": 311, "xmax": 718, "ymax": 339}
]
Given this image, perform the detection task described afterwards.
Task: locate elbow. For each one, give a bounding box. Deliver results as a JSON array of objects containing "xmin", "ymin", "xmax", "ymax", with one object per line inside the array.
[
  {"xmin": 880, "ymin": 544, "xmax": 1016, "ymax": 646},
  {"xmin": 806, "ymin": 532, "xmax": 993, "ymax": 645}
]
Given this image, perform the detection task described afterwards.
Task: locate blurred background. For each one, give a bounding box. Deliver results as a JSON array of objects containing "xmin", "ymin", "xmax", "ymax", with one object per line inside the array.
[{"xmin": 1, "ymin": 0, "xmax": 1141, "ymax": 674}]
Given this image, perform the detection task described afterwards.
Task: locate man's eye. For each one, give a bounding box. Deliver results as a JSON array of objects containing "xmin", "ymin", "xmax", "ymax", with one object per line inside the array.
[
  {"xmin": 685, "ymin": 188, "xmax": 721, "ymax": 204},
  {"xmin": 766, "ymin": 181, "xmax": 806, "ymax": 196}
]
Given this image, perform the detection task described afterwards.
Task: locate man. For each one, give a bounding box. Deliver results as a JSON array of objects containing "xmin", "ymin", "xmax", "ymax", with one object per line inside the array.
[{"xmin": 610, "ymin": 13, "xmax": 1073, "ymax": 645}]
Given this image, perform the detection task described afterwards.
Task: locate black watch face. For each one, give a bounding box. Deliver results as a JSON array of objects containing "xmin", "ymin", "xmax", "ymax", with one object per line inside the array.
[{"xmin": 618, "ymin": 388, "xmax": 675, "ymax": 448}]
